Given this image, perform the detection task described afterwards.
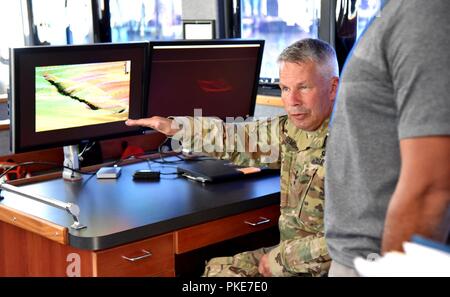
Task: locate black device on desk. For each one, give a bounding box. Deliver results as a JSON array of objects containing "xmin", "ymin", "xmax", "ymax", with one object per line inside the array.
[
  {"xmin": 177, "ymin": 159, "xmax": 267, "ymax": 183},
  {"xmin": 177, "ymin": 159, "xmax": 243, "ymax": 183},
  {"xmin": 133, "ymin": 169, "xmax": 161, "ymax": 180}
]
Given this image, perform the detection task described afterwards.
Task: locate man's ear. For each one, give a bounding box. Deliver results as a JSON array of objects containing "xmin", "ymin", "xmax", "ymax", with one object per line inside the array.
[{"xmin": 329, "ymin": 76, "xmax": 339, "ymax": 101}]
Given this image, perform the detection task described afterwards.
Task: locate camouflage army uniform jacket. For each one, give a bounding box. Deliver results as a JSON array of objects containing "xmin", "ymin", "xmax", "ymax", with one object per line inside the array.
[{"xmin": 171, "ymin": 115, "xmax": 330, "ymax": 276}]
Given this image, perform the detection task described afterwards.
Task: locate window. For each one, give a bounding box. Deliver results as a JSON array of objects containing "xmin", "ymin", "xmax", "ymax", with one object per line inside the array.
[
  {"xmin": 356, "ymin": 0, "xmax": 382, "ymax": 40},
  {"xmin": 335, "ymin": 0, "xmax": 382, "ymax": 73},
  {"xmin": 31, "ymin": 0, "xmax": 94, "ymax": 45},
  {"xmin": 240, "ymin": 0, "xmax": 321, "ymax": 83},
  {"xmin": 0, "ymin": 0, "xmax": 28, "ymax": 95},
  {"xmin": 110, "ymin": 0, "xmax": 183, "ymax": 42}
]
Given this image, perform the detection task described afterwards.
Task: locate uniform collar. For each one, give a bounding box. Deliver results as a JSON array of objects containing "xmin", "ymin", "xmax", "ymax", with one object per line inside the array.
[{"xmin": 285, "ymin": 117, "xmax": 330, "ymax": 151}]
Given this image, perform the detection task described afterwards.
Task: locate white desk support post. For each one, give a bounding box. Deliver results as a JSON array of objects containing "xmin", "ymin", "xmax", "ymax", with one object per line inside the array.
[{"xmin": 63, "ymin": 145, "xmax": 82, "ymax": 182}]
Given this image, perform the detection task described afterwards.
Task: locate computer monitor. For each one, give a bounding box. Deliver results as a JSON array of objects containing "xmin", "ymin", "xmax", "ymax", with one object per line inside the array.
[
  {"xmin": 9, "ymin": 42, "xmax": 147, "ymax": 154},
  {"xmin": 145, "ymin": 39, "xmax": 264, "ymax": 119}
]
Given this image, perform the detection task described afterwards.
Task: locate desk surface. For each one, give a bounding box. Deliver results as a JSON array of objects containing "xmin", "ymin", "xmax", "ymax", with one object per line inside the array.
[{"xmin": 1, "ymin": 159, "xmax": 280, "ymax": 250}]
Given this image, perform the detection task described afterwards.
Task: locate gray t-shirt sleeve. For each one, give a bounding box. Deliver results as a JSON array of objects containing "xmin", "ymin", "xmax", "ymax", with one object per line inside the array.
[{"xmin": 388, "ymin": 0, "xmax": 450, "ymax": 139}]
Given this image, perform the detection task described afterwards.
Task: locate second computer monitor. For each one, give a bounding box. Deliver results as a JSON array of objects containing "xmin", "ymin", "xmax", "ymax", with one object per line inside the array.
[{"xmin": 145, "ymin": 39, "xmax": 264, "ymax": 120}]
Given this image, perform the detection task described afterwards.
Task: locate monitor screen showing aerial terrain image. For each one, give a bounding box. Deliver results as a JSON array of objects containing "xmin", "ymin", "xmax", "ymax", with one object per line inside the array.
[{"xmin": 35, "ymin": 61, "xmax": 131, "ymax": 132}]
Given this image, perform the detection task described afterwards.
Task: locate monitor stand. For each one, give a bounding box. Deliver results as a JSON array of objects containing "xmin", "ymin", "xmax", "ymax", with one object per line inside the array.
[{"xmin": 62, "ymin": 145, "xmax": 83, "ymax": 182}]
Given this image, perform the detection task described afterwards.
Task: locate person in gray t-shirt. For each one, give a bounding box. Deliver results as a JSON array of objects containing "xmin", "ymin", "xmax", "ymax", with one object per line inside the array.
[{"xmin": 325, "ymin": 0, "xmax": 450, "ymax": 275}]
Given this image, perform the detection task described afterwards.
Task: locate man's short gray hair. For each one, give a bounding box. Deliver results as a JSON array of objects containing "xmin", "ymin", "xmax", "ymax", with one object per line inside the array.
[{"xmin": 278, "ymin": 38, "xmax": 339, "ymax": 79}]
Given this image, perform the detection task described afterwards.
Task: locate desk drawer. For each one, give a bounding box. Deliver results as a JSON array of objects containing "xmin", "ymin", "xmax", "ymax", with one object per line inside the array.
[
  {"xmin": 175, "ymin": 204, "xmax": 280, "ymax": 254},
  {"xmin": 94, "ymin": 233, "xmax": 174, "ymax": 277}
]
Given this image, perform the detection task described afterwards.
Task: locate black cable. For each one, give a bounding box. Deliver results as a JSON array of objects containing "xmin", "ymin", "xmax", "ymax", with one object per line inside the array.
[
  {"xmin": 101, "ymin": 150, "xmax": 180, "ymax": 177},
  {"xmin": 149, "ymin": 158, "xmax": 183, "ymax": 164},
  {"xmin": 80, "ymin": 171, "xmax": 97, "ymax": 187},
  {"xmin": 78, "ymin": 141, "xmax": 96, "ymax": 162},
  {"xmin": 156, "ymin": 137, "xmax": 184, "ymax": 164},
  {"xmin": 0, "ymin": 161, "xmax": 95, "ymax": 181},
  {"xmin": 159, "ymin": 172, "xmax": 179, "ymax": 176},
  {"xmin": 112, "ymin": 151, "xmax": 144, "ymax": 167},
  {"xmin": 103, "ymin": 136, "xmax": 216, "ymax": 175},
  {"xmin": 142, "ymin": 156, "xmax": 179, "ymax": 176},
  {"xmin": 111, "ymin": 148, "xmax": 163, "ymax": 167}
]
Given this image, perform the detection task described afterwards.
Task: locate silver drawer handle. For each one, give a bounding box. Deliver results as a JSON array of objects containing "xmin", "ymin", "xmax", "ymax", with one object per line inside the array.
[
  {"xmin": 244, "ymin": 217, "xmax": 271, "ymax": 227},
  {"xmin": 121, "ymin": 249, "xmax": 152, "ymax": 262}
]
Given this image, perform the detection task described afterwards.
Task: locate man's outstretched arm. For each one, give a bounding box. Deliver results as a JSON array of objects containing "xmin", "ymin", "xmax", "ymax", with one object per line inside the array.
[
  {"xmin": 126, "ymin": 116, "xmax": 283, "ymax": 168},
  {"xmin": 126, "ymin": 117, "xmax": 180, "ymax": 136},
  {"xmin": 382, "ymin": 136, "xmax": 450, "ymax": 253}
]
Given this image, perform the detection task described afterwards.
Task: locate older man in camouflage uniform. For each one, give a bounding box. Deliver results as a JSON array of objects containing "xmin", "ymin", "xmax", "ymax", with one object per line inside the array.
[{"xmin": 126, "ymin": 38, "xmax": 339, "ymax": 277}]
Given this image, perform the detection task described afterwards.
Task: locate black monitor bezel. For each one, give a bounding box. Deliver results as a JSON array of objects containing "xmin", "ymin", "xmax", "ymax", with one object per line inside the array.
[
  {"xmin": 145, "ymin": 39, "xmax": 265, "ymax": 120},
  {"xmin": 9, "ymin": 42, "xmax": 148, "ymax": 153}
]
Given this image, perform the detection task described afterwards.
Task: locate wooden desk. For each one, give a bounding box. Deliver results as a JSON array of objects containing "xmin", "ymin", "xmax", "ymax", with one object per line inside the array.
[{"xmin": 0, "ymin": 159, "xmax": 280, "ymax": 276}]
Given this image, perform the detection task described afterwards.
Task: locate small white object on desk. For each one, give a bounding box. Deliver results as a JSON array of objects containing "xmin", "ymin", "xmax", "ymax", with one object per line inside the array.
[{"xmin": 96, "ymin": 166, "xmax": 122, "ymax": 179}]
